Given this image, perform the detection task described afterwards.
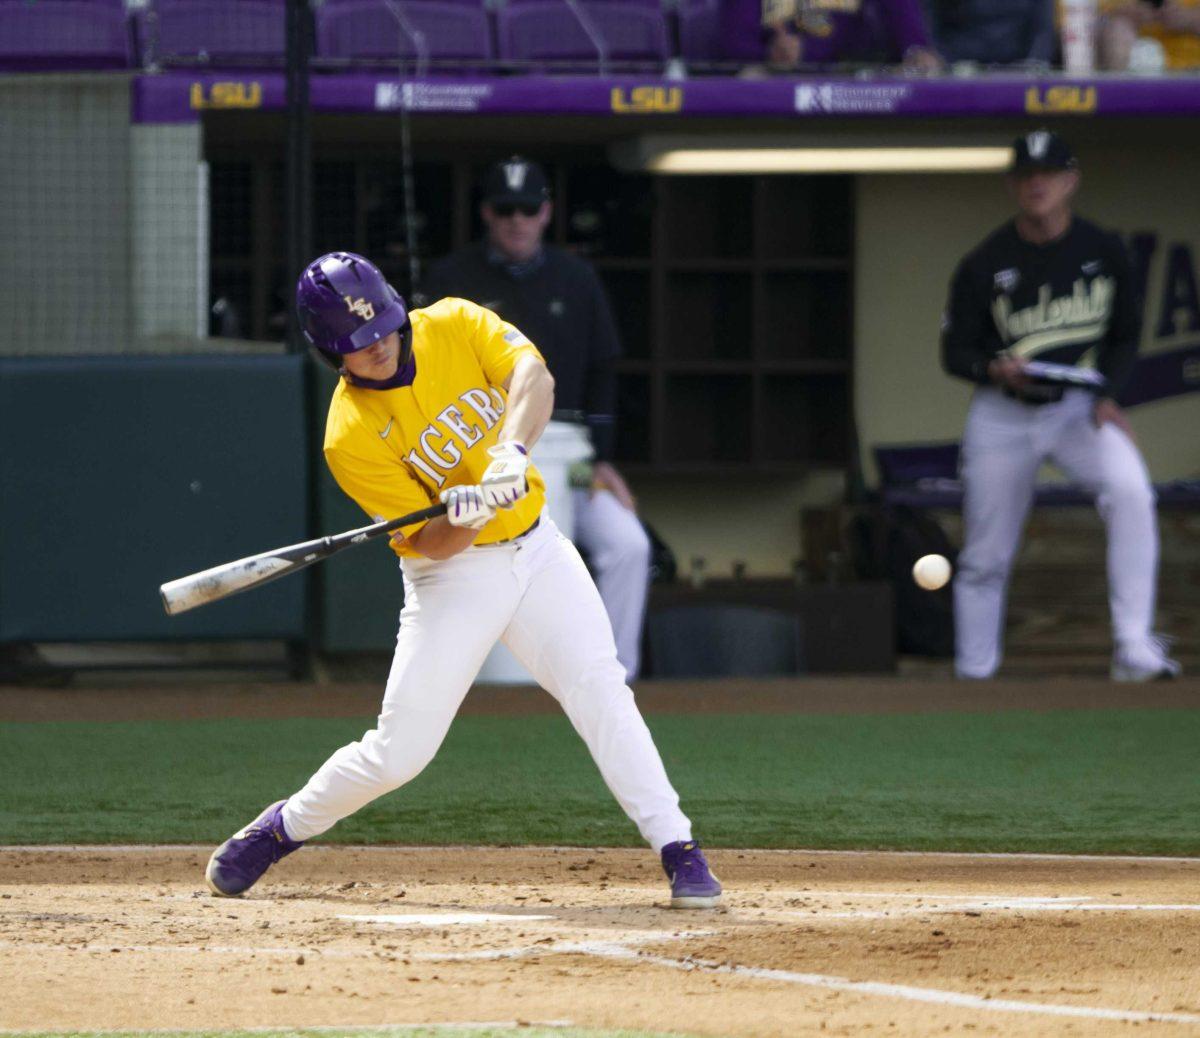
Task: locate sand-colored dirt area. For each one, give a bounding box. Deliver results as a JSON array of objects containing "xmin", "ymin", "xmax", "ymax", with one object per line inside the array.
[{"xmin": 3, "ymin": 846, "xmax": 1199, "ymax": 1037}]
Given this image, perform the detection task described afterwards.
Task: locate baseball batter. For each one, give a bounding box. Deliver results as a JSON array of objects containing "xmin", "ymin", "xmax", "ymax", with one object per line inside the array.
[
  {"xmin": 941, "ymin": 130, "xmax": 1179, "ymax": 682},
  {"xmin": 205, "ymin": 251, "xmax": 721, "ymax": 908}
]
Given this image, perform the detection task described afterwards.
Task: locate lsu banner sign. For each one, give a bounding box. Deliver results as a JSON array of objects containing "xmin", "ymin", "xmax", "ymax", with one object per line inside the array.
[
  {"xmin": 189, "ymin": 82, "xmax": 263, "ymax": 110},
  {"xmin": 611, "ymin": 86, "xmax": 683, "ymax": 114},
  {"xmin": 1025, "ymin": 85, "xmax": 1097, "ymax": 115}
]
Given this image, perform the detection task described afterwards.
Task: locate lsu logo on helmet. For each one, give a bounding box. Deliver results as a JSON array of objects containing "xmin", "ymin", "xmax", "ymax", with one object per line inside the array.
[{"xmin": 344, "ymin": 295, "xmax": 376, "ymax": 320}]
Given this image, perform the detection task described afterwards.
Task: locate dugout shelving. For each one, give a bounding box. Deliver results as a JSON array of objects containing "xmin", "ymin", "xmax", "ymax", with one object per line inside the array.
[{"xmin": 206, "ymin": 147, "xmax": 853, "ymax": 476}]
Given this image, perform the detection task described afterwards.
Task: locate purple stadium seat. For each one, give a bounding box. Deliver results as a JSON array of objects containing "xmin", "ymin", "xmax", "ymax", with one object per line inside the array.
[
  {"xmin": 678, "ymin": 0, "xmax": 718, "ymax": 62},
  {"xmin": 506, "ymin": 0, "xmax": 662, "ymax": 4},
  {"xmin": 322, "ymin": 0, "xmax": 480, "ymax": 5},
  {"xmin": 316, "ymin": 0, "xmax": 491, "ymax": 66},
  {"xmin": 148, "ymin": 0, "xmax": 285, "ymax": 65},
  {"xmin": 497, "ymin": 0, "xmax": 666, "ymax": 68},
  {"xmin": 583, "ymin": 2, "xmax": 668, "ymax": 61},
  {"xmin": 0, "ymin": 1, "xmax": 131, "ymax": 69},
  {"xmin": 496, "ymin": 1, "xmax": 600, "ymax": 65}
]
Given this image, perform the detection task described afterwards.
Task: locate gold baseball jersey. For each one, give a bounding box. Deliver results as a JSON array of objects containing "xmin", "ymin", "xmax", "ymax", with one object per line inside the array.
[{"xmin": 324, "ymin": 297, "xmax": 547, "ymax": 557}]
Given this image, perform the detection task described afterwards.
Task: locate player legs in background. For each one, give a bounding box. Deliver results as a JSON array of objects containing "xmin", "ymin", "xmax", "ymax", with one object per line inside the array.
[
  {"xmin": 1046, "ymin": 392, "xmax": 1178, "ymax": 680},
  {"xmin": 955, "ymin": 389, "xmax": 1042, "ymax": 679},
  {"xmin": 500, "ymin": 520, "xmax": 719, "ymax": 908},
  {"xmin": 572, "ymin": 489, "xmax": 652, "ymax": 682}
]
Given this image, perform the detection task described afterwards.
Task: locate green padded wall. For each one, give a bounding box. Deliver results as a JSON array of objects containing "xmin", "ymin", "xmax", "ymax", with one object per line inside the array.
[{"xmin": 0, "ymin": 356, "xmax": 309, "ymax": 641}]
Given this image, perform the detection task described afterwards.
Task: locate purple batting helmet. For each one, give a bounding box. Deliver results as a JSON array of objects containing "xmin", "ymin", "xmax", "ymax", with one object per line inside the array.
[{"xmin": 295, "ymin": 252, "xmax": 409, "ymax": 367}]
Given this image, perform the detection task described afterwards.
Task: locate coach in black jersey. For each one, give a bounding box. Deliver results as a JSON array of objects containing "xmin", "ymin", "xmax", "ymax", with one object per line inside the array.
[
  {"xmin": 418, "ymin": 157, "xmax": 651, "ymax": 680},
  {"xmin": 940, "ymin": 129, "xmax": 1178, "ymax": 682}
]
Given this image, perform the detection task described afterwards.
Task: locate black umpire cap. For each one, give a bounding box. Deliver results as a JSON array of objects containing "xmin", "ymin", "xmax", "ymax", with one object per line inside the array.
[
  {"xmin": 1010, "ymin": 129, "xmax": 1078, "ymax": 173},
  {"xmin": 482, "ymin": 156, "xmax": 551, "ymax": 208}
]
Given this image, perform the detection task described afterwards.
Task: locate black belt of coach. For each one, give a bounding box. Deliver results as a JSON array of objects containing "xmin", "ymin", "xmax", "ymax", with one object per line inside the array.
[
  {"xmin": 1003, "ymin": 385, "xmax": 1065, "ymax": 406},
  {"xmin": 475, "ymin": 516, "xmax": 540, "ymax": 548}
]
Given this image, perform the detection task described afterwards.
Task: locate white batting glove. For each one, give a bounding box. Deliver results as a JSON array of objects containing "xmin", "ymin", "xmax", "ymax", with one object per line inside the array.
[
  {"xmin": 440, "ymin": 484, "xmax": 496, "ymax": 530},
  {"xmin": 480, "ymin": 441, "xmax": 530, "ymax": 510}
]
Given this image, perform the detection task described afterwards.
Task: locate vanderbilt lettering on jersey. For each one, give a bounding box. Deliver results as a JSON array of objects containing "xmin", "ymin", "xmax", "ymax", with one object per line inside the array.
[
  {"xmin": 324, "ymin": 297, "xmax": 547, "ymax": 556},
  {"xmin": 941, "ymin": 217, "xmax": 1140, "ymax": 394},
  {"xmin": 992, "ymin": 277, "xmax": 1116, "ymax": 359}
]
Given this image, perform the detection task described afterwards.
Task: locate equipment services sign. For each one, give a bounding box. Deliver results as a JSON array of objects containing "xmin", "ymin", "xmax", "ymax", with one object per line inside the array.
[
  {"xmin": 794, "ymin": 83, "xmax": 912, "ymax": 114},
  {"xmin": 375, "ymin": 82, "xmax": 494, "ymax": 112}
]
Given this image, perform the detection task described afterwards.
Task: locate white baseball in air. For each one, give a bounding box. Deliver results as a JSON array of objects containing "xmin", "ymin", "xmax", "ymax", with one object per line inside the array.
[{"xmin": 912, "ymin": 554, "xmax": 952, "ymax": 591}]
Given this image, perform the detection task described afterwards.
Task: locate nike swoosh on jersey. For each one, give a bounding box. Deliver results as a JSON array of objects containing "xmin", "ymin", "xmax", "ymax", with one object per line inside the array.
[{"xmin": 379, "ymin": 418, "xmax": 394, "ymax": 439}]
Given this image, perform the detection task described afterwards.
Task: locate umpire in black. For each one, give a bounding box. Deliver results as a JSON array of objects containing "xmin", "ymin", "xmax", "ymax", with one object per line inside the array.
[{"xmin": 418, "ymin": 157, "xmax": 651, "ymax": 680}]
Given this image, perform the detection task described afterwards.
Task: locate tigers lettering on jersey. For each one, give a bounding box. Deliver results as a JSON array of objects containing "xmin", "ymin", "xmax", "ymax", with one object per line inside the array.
[
  {"xmin": 992, "ymin": 277, "xmax": 1116, "ymax": 358},
  {"xmin": 404, "ymin": 387, "xmax": 506, "ymax": 487},
  {"xmin": 323, "ymin": 297, "xmax": 547, "ymax": 556}
]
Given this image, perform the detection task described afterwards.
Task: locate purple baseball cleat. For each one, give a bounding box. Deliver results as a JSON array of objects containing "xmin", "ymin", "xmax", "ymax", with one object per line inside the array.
[
  {"xmin": 661, "ymin": 839, "xmax": 722, "ymax": 909},
  {"xmin": 205, "ymin": 800, "xmax": 304, "ymax": 897}
]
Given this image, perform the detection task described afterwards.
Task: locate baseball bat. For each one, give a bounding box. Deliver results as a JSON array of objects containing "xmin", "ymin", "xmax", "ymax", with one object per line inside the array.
[{"xmin": 159, "ymin": 502, "xmax": 448, "ymax": 616}]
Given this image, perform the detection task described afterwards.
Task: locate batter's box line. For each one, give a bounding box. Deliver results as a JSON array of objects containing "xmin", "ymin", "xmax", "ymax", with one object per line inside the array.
[
  {"xmin": 417, "ymin": 939, "xmax": 1200, "ymax": 1026},
  {"xmin": 0, "ymin": 930, "xmax": 716, "ymax": 962},
  {"xmin": 408, "ymin": 929, "xmax": 716, "ymax": 963}
]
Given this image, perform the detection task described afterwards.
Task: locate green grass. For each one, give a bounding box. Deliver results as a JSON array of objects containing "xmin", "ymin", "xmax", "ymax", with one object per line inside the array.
[{"xmin": 2, "ymin": 709, "xmax": 1199, "ymax": 854}]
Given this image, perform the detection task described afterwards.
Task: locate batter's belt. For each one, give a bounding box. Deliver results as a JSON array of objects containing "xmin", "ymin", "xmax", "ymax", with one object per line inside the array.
[{"xmin": 474, "ymin": 516, "xmax": 541, "ymax": 548}]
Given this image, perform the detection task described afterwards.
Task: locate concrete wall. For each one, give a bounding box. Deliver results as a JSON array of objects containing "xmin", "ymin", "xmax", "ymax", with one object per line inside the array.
[
  {"xmin": 0, "ymin": 75, "xmax": 206, "ymax": 355},
  {"xmin": 131, "ymin": 123, "xmax": 207, "ymax": 347},
  {"xmin": 632, "ymin": 471, "xmax": 845, "ymax": 582},
  {"xmin": 855, "ymin": 138, "xmax": 1200, "ymax": 485},
  {"xmin": 0, "ymin": 76, "xmax": 133, "ymax": 354}
]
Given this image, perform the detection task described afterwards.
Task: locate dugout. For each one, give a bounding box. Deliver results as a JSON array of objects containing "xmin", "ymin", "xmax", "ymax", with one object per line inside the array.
[{"xmin": 2, "ymin": 72, "xmax": 1198, "ymax": 659}]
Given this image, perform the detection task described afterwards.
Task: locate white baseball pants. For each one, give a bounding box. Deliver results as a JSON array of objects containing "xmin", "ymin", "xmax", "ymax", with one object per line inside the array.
[
  {"xmin": 282, "ymin": 516, "xmax": 692, "ymax": 852},
  {"xmin": 572, "ymin": 489, "xmax": 652, "ymax": 682},
  {"xmin": 955, "ymin": 387, "xmax": 1159, "ymax": 679}
]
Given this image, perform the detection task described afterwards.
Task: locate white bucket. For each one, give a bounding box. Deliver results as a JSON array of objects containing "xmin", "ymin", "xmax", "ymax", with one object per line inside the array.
[{"xmin": 476, "ymin": 420, "xmax": 594, "ymax": 684}]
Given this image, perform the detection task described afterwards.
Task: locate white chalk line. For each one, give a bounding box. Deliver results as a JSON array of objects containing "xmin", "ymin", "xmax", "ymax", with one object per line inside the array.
[
  {"xmin": 3, "ymin": 844, "xmax": 1200, "ymax": 864},
  {"xmin": 417, "ymin": 939, "xmax": 1200, "ymax": 1027},
  {"xmin": 406, "ymin": 926, "xmax": 1200, "ymax": 1026},
  {"xmin": 337, "ymin": 913, "xmax": 556, "ymax": 927},
  {"xmin": 585, "ymin": 944, "xmax": 1200, "ymax": 1027},
  {"xmin": 2, "ymin": 925, "xmax": 1198, "ymax": 1027},
  {"xmin": 410, "ymin": 930, "xmax": 715, "ymax": 962},
  {"xmin": 0, "ymin": 930, "xmax": 714, "ymax": 961}
]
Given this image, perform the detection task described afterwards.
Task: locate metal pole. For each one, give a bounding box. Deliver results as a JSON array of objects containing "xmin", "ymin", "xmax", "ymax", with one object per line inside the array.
[
  {"xmin": 285, "ymin": 0, "xmax": 313, "ymax": 353},
  {"xmin": 284, "ymin": 0, "xmax": 318, "ymax": 676}
]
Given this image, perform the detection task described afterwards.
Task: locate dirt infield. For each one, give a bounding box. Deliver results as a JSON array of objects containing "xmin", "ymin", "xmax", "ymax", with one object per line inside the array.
[
  {"xmin": 3, "ymin": 846, "xmax": 1199, "ymax": 1037},
  {"xmin": 5, "ymin": 678, "xmax": 1199, "ymax": 1035}
]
